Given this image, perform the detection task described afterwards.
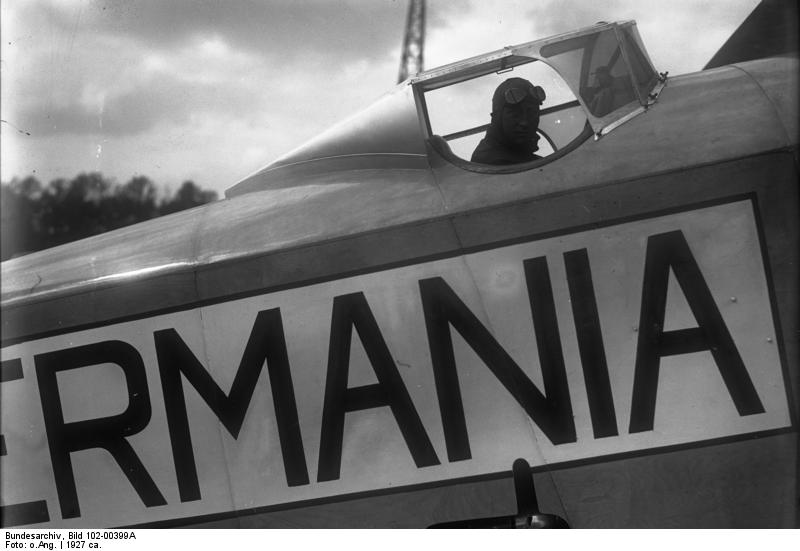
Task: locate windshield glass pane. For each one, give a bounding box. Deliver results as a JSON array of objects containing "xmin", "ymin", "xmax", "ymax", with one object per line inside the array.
[
  {"xmin": 541, "ymin": 29, "xmax": 637, "ymax": 118},
  {"xmin": 621, "ymin": 26, "xmax": 658, "ymax": 102},
  {"xmin": 423, "ymin": 58, "xmax": 583, "ymax": 160}
]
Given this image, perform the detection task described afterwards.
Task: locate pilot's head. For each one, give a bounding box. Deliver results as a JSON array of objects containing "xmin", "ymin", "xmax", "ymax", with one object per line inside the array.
[{"xmin": 490, "ymin": 77, "xmax": 545, "ymax": 150}]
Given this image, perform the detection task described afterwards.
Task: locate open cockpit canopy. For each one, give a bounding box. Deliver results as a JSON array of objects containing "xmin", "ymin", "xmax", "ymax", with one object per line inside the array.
[
  {"xmin": 226, "ymin": 21, "xmax": 663, "ymax": 196},
  {"xmin": 416, "ymin": 21, "xmax": 663, "ymax": 159}
]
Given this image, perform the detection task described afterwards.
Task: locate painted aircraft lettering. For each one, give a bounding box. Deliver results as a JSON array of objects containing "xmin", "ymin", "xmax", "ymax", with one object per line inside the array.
[{"xmin": 2, "ymin": 201, "xmax": 789, "ymax": 526}]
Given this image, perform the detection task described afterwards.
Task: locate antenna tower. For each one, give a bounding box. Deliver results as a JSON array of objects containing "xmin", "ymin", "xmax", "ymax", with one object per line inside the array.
[{"xmin": 397, "ymin": 0, "xmax": 426, "ymax": 83}]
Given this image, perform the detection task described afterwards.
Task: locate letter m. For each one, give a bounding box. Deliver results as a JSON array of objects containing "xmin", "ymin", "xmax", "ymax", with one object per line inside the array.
[{"xmin": 154, "ymin": 308, "xmax": 308, "ymax": 502}]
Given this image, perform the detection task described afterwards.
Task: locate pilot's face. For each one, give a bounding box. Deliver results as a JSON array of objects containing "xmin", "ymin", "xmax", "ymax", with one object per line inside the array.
[{"xmin": 501, "ymin": 98, "xmax": 540, "ymax": 147}]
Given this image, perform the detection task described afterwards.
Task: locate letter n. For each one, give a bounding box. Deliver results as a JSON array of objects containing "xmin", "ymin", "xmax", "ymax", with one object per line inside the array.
[
  {"xmin": 420, "ymin": 259, "xmax": 576, "ymax": 463},
  {"xmin": 629, "ymin": 230, "xmax": 765, "ymax": 433},
  {"xmin": 154, "ymin": 308, "xmax": 308, "ymax": 502}
]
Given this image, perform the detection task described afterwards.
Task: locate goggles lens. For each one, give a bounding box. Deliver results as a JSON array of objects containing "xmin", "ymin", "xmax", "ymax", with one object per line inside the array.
[{"xmin": 504, "ymin": 85, "xmax": 546, "ymax": 105}]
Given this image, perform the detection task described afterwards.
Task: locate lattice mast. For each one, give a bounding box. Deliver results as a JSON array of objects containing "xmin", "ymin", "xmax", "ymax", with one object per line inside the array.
[{"xmin": 397, "ymin": 0, "xmax": 426, "ymax": 83}]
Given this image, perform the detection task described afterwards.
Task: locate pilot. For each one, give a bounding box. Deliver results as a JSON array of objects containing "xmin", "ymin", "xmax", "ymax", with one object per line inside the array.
[
  {"xmin": 589, "ymin": 65, "xmax": 615, "ymax": 116},
  {"xmin": 471, "ymin": 77, "xmax": 546, "ymax": 165}
]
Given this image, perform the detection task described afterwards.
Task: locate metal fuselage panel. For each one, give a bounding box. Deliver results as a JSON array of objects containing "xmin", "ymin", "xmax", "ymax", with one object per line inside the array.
[
  {"xmin": 0, "ymin": 57, "xmax": 797, "ymax": 528},
  {"xmin": 2, "ymin": 58, "xmax": 796, "ymax": 313}
]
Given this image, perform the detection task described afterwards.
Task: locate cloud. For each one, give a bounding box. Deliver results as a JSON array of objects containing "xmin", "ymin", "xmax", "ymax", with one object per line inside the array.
[
  {"xmin": 27, "ymin": 0, "xmax": 413, "ymax": 63},
  {"xmin": 424, "ymin": 1, "xmax": 541, "ymax": 66},
  {"xmin": 427, "ymin": 0, "xmax": 473, "ymax": 29},
  {"xmin": 530, "ymin": 0, "xmax": 760, "ymax": 74},
  {"xmin": 8, "ymin": 37, "xmax": 265, "ymax": 137},
  {"xmin": 1, "ymin": 2, "xmax": 402, "ymax": 188},
  {"xmin": 2, "ymin": 0, "xmax": 764, "ymax": 195},
  {"xmin": 421, "ymin": 0, "xmax": 759, "ymax": 77},
  {"xmin": 531, "ymin": 0, "xmax": 757, "ymax": 37},
  {"xmin": 19, "ymin": 74, "xmax": 261, "ymax": 137},
  {"xmin": 4, "ymin": 0, "xmax": 430, "ymax": 139}
]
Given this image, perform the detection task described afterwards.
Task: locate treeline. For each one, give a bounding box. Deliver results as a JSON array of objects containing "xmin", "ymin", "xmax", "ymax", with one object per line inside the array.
[{"xmin": 1, "ymin": 173, "xmax": 218, "ymax": 261}]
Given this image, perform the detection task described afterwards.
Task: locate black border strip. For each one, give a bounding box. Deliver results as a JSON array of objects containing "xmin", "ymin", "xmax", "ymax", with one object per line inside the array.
[
  {"xmin": 122, "ymin": 426, "xmax": 796, "ymax": 528},
  {"xmin": 0, "ymin": 193, "xmax": 767, "ymax": 347},
  {"xmin": 749, "ymin": 193, "xmax": 798, "ymax": 426}
]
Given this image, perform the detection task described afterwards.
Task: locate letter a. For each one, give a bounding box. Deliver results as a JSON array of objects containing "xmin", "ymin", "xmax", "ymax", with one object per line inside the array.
[{"xmin": 629, "ymin": 231, "xmax": 764, "ymax": 433}]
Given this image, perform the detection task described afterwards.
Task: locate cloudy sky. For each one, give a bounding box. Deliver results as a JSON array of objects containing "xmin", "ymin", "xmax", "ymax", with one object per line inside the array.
[{"xmin": 1, "ymin": 0, "xmax": 760, "ymax": 196}]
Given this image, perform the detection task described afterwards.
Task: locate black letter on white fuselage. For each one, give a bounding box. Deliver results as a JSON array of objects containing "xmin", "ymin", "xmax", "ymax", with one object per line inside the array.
[
  {"xmin": 1, "ymin": 358, "xmax": 50, "ymax": 527},
  {"xmin": 155, "ymin": 308, "xmax": 309, "ymax": 502},
  {"xmin": 629, "ymin": 230, "xmax": 765, "ymax": 433},
  {"xmin": 564, "ymin": 249, "xmax": 619, "ymax": 438},
  {"xmin": 34, "ymin": 341, "xmax": 166, "ymax": 519},
  {"xmin": 317, "ymin": 292, "xmax": 439, "ymax": 482},
  {"xmin": 420, "ymin": 257, "xmax": 576, "ymax": 463}
]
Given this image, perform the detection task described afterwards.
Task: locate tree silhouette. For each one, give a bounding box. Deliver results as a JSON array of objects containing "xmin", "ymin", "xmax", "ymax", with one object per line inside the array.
[
  {"xmin": 1, "ymin": 173, "xmax": 218, "ymax": 261},
  {"xmin": 1, "ymin": 176, "xmax": 41, "ymax": 258},
  {"xmin": 159, "ymin": 180, "xmax": 218, "ymax": 215}
]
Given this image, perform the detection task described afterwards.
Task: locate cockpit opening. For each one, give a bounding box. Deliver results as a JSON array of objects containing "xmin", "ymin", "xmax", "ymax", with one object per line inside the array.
[
  {"xmin": 423, "ymin": 59, "xmax": 584, "ymax": 162},
  {"xmin": 413, "ymin": 21, "xmax": 663, "ymax": 173},
  {"xmin": 226, "ymin": 21, "xmax": 665, "ymax": 196}
]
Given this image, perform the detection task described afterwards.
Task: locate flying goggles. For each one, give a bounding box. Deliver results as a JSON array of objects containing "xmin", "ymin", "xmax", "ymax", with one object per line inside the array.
[{"xmin": 504, "ymin": 85, "xmax": 546, "ymax": 105}]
